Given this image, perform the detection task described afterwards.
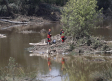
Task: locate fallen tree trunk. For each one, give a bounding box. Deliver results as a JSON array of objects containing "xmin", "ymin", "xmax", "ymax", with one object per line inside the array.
[
  {"xmin": 29, "ymin": 43, "xmax": 47, "ymax": 46},
  {"xmin": 0, "ymin": 19, "xmax": 29, "ymax": 24},
  {"xmin": 0, "ymin": 17, "xmax": 11, "ymax": 19}
]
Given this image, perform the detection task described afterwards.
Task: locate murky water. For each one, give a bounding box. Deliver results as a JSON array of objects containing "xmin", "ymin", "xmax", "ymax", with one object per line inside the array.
[
  {"xmin": 92, "ymin": 27, "xmax": 112, "ymax": 41},
  {"xmin": 0, "ymin": 22, "xmax": 112, "ymax": 81},
  {"xmin": 0, "ymin": 23, "xmax": 64, "ymax": 81}
]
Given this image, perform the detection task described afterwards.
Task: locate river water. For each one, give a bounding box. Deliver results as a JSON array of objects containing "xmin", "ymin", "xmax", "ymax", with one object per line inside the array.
[{"xmin": 0, "ymin": 23, "xmax": 112, "ymax": 81}]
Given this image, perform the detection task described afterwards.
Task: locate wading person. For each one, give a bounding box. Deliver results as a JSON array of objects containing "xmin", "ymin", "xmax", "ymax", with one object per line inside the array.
[{"xmin": 47, "ymin": 29, "xmax": 52, "ymax": 45}]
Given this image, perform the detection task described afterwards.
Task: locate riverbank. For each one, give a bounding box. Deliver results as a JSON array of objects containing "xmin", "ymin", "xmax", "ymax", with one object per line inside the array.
[{"xmin": 0, "ymin": 15, "xmax": 58, "ymax": 31}]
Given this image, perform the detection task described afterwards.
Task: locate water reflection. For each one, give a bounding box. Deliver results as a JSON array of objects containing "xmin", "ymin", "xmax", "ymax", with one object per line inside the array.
[
  {"xmin": 61, "ymin": 57, "xmax": 65, "ymax": 71},
  {"xmin": 48, "ymin": 57, "xmax": 52, "ymax": 71},
  {"xmin": 61, "ymin": 56, "xmax": 112, "ymax": 81},
  {"xmin": 36, "ymin": 56, "xmax": 64, "ymax": 81}
]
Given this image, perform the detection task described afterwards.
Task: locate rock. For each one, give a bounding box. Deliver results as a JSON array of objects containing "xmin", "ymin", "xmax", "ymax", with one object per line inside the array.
[
  {"xmin": 0, "ymin": 34, "xmax": 6, "ymax": 38},
  {"xmin": 87, "ymin": 39, "xmax": 92, "ymax": 46},
  {"xmin": 91, "ymin": 58, "xmax": 105, "ymax": 62},
  {"xmin": 19, "ymin": 30, "xmax": 37, "ymax": 34},
  {"xmin": 79, "ymin": 49, "xmax": 84, "ymax": 54},
  {"xmin": 28, "ymin": 34, "xmax": 112, "ymax": 56}
]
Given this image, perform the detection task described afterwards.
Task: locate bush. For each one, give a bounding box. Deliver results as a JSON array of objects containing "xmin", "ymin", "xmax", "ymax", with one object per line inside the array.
[
  {"xmin": 61, "ymin": 0, "xmax": 102, "ymax": 39},
  {"xmin": 69, "ymin": 44, "xmax": 75, "ymax": 51}
]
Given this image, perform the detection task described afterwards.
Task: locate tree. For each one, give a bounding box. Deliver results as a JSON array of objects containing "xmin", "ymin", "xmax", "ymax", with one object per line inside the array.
[
  {"xmin": 3, "ymin": 0, "xmax": 15, "ymax": 18},
  {"xmin": 61, "ymin": 0, "xmax": 102, "ymax": 39}
]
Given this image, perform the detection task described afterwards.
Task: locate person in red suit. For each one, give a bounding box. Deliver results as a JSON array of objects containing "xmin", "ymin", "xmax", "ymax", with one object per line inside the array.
[
  {"xmin": 60, "ymin": 29, "xmax": 63, "ymax": 35},
  {"xmin": 47, "ymin": 29, "xmax": 52, "ymax": 45},
  {"xmin": 60, "ymin": 29, "xmax": 65, "ymax": 43}
]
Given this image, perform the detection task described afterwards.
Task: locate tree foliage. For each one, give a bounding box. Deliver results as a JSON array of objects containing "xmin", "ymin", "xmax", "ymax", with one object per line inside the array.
[
  {"xmin": 0, "ymin": 0, "xmax": 111, "ymax": 19},
  {"xmin": 61, "ymin": 0, "xmax": 102, "ymax": 39},
  {"xmin": 0, "ymin": 0, "xmax": 68, "ymax": 16}
]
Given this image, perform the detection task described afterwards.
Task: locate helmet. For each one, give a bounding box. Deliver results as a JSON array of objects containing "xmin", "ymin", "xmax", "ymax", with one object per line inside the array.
[
  {"xmin": 49, "ymin": 29, "xmax": 51, "ymax": 31},
  {"xmin": 62, "ymin": 58, "xmax": 64, "ymax": 60}
]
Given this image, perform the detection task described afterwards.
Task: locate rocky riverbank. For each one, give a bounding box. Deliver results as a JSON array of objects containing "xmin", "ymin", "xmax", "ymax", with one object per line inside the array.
[{"xmin": 28, "ymin": 34, "xmax": 112, "ymax": 57}]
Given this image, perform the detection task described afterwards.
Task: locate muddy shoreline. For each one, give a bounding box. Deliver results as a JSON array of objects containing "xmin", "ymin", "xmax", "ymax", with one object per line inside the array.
[{"xmin": 0, "ymin": 15, "xmax": 59, "ymax": 31}]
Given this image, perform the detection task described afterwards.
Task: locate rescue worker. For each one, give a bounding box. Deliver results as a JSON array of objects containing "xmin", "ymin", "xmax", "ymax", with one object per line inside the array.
[
  {"xmin": 60, "ymin": 29, "xmax": 63, "ymax": 35},
  {"xmin": 61, "ymin": 57, "xmax": 65, "ymax": 70},
  {"xmin": 61, "ymin": 30, "xmax": 65, "ymax": 43},
  {"xmin": 48, "ymin": 58, "xmax": 51, "ymax": 71},
  {"xmin": 47, "ymin": 29, "xmax": 52, "ymax": 45}
]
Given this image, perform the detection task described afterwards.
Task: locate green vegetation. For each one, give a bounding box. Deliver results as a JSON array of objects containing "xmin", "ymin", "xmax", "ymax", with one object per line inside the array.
[
  {"xmin": 0, "ymin": 0, "xmax": 112, "ymax": 18},
  {"xmin": 61, "ymin": 0, "xmax": 102, "ymax": 39},
  {"xmin": 60, "ymin": 0, "xmax": 112, "ymax": 55},
  {"xmin": 0, "ymin": 0, "xmax": 68, "ymax": 17}
]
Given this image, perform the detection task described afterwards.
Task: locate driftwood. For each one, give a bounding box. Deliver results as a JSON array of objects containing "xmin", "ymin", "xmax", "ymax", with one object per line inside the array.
[
  {"xmin": 0, "ymin": 17, "xmax": 11, "ymax": 19},
  {"xmin": 87, "ymin": 50, "xmax": 112, "ymax": 55},
  {"xmin": 1, "ymin": 24, "xmax": 27, "ymax": 30},
  {"xmin": 37, "ymin": 75, "xmax": 62, "ymax": 81},
  {"xmin": 29, "ymin": 43, "xmax": 47, "ymax": 46},
  {"xmin": 105, "ymin": 41, "xmax": 112, "ymax": 43},
  {"xmin": 0, "ymin": 19, "xmax": 29, "ymax": 24},
  {"xmin": 0, "ymin": 34, "xmax": 6, "ymax": 38},
  {"xmin": 30, "ymin": 53, "xmax": 48, "ymax": 57},
  {"xmin": 19, "ymin": 30, "xmax": 37, "ymax": 34}
]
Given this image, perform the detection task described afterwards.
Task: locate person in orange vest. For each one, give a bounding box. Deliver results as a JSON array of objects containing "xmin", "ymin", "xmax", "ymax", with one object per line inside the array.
[
  {"xmin": 48, "ymin": 58, "xmax": 51, "ymax": 71},
  {"xmin": 61, "ymin": 57, "xmax": 65, "ymax": 70},
  {"xmin": 47, "ymin": 29, "xmax": 52, "ymax": 45},
  {"xmin": 60, "ymin": 29, "xmax": 65, "ymax": 43}
]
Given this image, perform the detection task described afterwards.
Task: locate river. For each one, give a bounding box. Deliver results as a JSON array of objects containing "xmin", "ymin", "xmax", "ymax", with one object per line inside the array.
[{"xmin": 0, "ymin": 22, "xmax": 112, "ymax": 81}]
